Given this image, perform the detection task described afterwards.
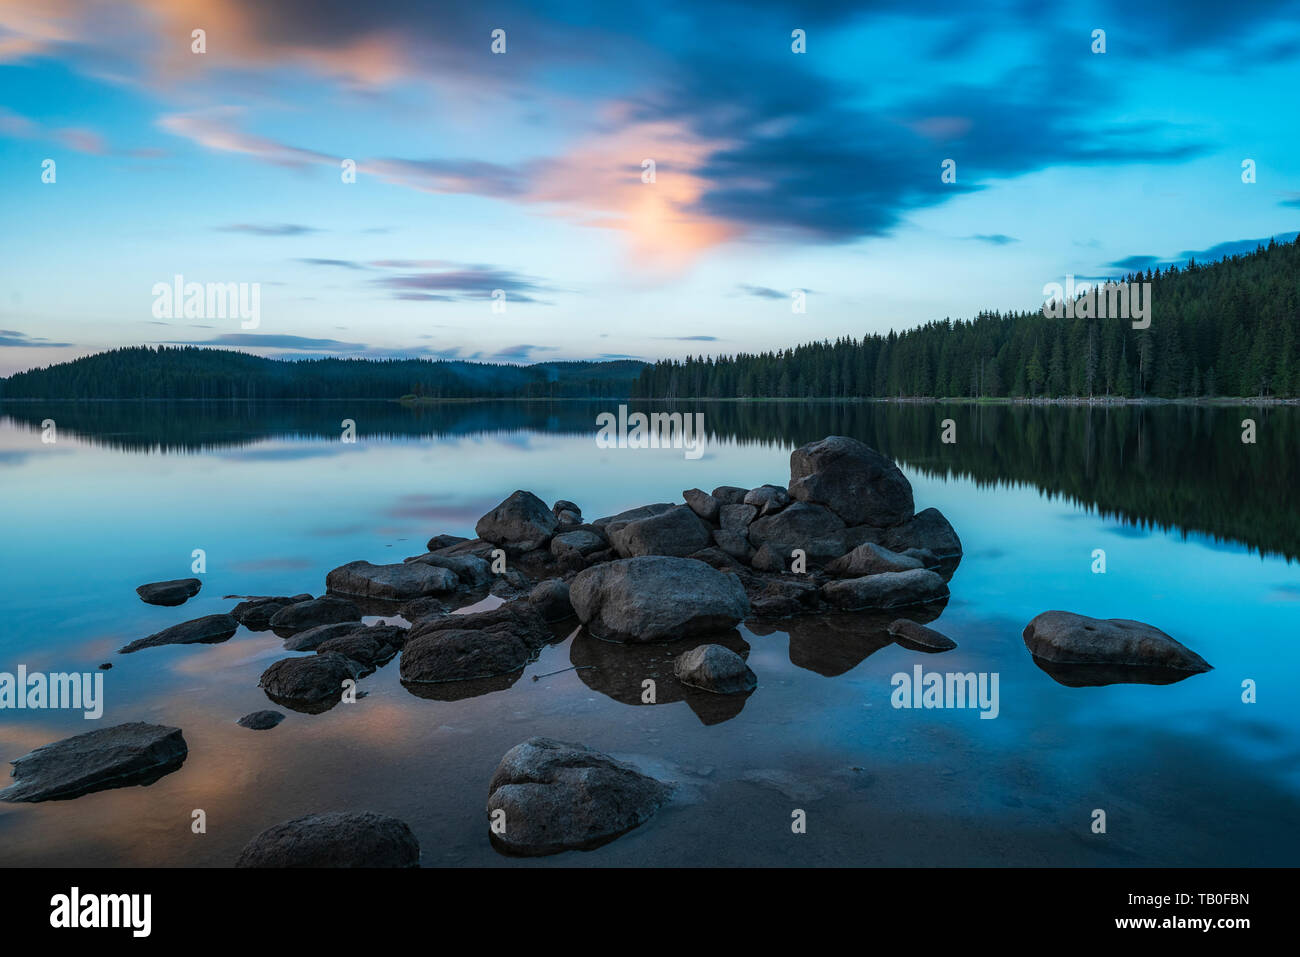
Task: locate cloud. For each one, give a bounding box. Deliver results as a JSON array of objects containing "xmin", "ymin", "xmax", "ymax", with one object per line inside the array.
[
  {"xmin": 966, "ymin": 233, "xmax": 1018, "ymax": 245},
  {"xmin": 489, "ymin": 344, "xmax": 557, "ymax": 362},
  {"xmin": 1108, "ymin": 231, "xmax": 1300, "ymax": 271},
  {"xmin": 297, "ymin": 258, "xmax": 367, "ymax": 270},
  {"xmin": 0, "ymin": 330, "xmax": 73, "ymax": 348},
  {"xmin": 656, "ymin": 335, "xmax": 718, "ymax": 341},
  {"xmin": 736, "ymin": 284, "xmax": 788, "ymax": 299},
  {"xmin": 219, "ymin": 223, "xmax": 320, "ymax": 236},
  {"xmin": 160, "ymin": 334, "xmax": 367, "ymax": 351},
  {"xmin": 371, "ymin": 264, "xmax": 551, "ymax": 303}
]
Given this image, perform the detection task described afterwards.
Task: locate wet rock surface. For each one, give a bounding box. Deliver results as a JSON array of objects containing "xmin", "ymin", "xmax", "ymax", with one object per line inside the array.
[
  {"xmin": 119, "ymin": 613, "xmax": 239, "ymax": 654},
  {"xmin": 259, "ymin": 653, "xmax": 363, "ymax": 712},
  {"xmin": 486, "ymin": 737, "xmax": 673, "ymax": 855},
  {"xmin": 268, "ymin": 596, "xmax": 362, "ymax": 635},
  {"xmin": 1023, "ymin": 611, "xmax": 1211, "ymax": 675},
  {"xmin": 235, "ymin": 811, "xmax": 420, "ymax": 867},
  {"xmin": 674, "ymin": 644, "xmax": 758, "ymax": 694},
  {"xmin": 570, "ymin": 556, "xmax": 750, "ymax": 642},
  {"xmin": 237, "ymin": 710, "xmax": 285, "ymax": 730},
  {"xmin": 326, "ymin": 559, "xmax": 458, "ymax": 600},
  {"xmin": 888, "ymin": 618, "xmax": 957, "ymax": 651},
  {"xmin": 136, "ymin": 578, "xmax": 201, "ymax": 606},
  {"xmin": 0, "ymin": 722, "xmax": 187, "ymax": 802}
]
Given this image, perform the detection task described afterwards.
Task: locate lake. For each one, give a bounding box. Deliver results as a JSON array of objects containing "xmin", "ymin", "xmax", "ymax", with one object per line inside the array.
[{"xmin": 0, "ymin": 399, "xmax": 1296, "ymax": 866}]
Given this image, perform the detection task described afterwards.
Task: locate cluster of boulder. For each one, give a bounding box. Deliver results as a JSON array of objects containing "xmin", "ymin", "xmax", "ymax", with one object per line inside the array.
[{"xmin": 0, "ymin": 433, "xmax": 1218, "ymax": 862}]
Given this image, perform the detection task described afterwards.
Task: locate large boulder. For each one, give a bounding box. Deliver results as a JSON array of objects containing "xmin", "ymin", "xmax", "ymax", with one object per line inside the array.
[
  {"xmin": 136, "ymin": 578, "xmax": 201, "ymax": 606},
  {"xmin": 475, "ymin": 490, "xmax": 559, "ymax": 554},
  {"xmin": 748, "ymin": 501, "xmax": 846, "ymax": 562},
  {"xmin": 327, "ymin": 560, "xmax": 458, "ymax": 600},
  {"xmin": 550, "ymin": 527, "xmax": 608, "ymax": 559},
  {"xmin": 235, "ymin": 812, "xmax": 420, "ymax": 867},
  {"xmin": 821, "ymin": 569, "xmax": 949, "ymax": 610},
  {"xmin": 528, "ymin": 579, "xmax": 574, "ymax": 622},
  {"xmin": 486, "ymin": 738, "xmax": 672, "ymax": 855},
  {"xmin": 607, "ymin": 504, "xmax": 712, "ymax": 558},
  {"xmin": 570, "ymin": 556, "xmax": 750, "ymax": 643},
  {"xmin": 268, "ymin": 596, "xmax": 362, "ymax": 634},
  {"xmin": 878, "ymin": 507, "xmax": 963, "ymax": 559},
  {"xmin": 119, "ymin": 614, "xmax": 239, "ymax": 654},
  {"xmin": 1022, "ymin": 611, "xmax": 1212, "ymax": 673},
  {"xmin": 0, "ymin": 722, "xmax": 187, "ymax": 802},
  {"xmin": 788, "ymin": 436, "xmax": 914, "ymax": 527},
  {"xmin": 674, "ymin": 644, "xmax": 757, "ymax": 695},
  {"xmin": 827, "ymin": 542, "xmax": 923, "ymax": 577},
  {"xmin": 711, "ymin": 485, "xmax": 749, "ymax": 506}
]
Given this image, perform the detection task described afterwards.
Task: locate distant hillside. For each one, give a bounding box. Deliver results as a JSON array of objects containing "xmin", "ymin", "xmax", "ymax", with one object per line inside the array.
[
  {"xmin": 634, "ymin": 234, "xmax": 1300, "ymax": 399},
  {"xmin": 0, "ymin": 347, "xmax": 646, "ymax": 400}
]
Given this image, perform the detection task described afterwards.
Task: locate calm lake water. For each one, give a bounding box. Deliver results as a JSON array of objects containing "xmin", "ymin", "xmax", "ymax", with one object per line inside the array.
[{"xmin": 0, "ymin": 399, "xmax": 1297, "ymax": 866}]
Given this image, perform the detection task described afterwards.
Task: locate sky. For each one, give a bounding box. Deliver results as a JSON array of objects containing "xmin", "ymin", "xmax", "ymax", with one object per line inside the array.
[{"xmin": 1, "ymin": 0, "xmax": 1298, "ymax": 376}]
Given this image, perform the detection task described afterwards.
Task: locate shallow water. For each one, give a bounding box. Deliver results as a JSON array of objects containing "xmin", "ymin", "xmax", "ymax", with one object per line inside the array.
[{"xmin": 0, "ymin": 400, "xmax": 1296, "ymax": 866}]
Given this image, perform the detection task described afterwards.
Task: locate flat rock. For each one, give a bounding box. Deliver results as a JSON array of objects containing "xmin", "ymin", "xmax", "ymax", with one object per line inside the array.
[
  {"xmin": 607, "ymin": 504, "xmax": 712, "ymax": 558},
  {"xmin": 569, "ymin": 556, "xmax": 750, "ymax": 643},
  {"xmin": 426, "ymin": 533, "xmax": 469, "ymax": 551},
  {"xmin": 235, "ymin": 811, "xmax": 420, "ymax": 867},
  {"xmin": 230, "ymin": 595, "xmax": 310, "ymax": 630},
  {"xmin": 0, "ymin": 722, "xmax": 187, "ymax": 802},
  {"xmin": 1022, "ymin": 611, "xmax": 1212, "ymax": 673},
  {"xmin": 888, "ymin": 618, "xmax": 957, "ymax": 651},
  {"xmin": 283, "ymin": 621, "xmax": 362, "ymax": 651},
  {"xmin": 119, "ymin": 613, "xmax": 239, "ymax": 654},
  {"xmin": 136, "ymin": 578, "xmax": 201, "ymax": 606},
  {"xmin": 327, "ymin": 560, "xmax": 458, "ymax": 600},
  {"xmin": 475, "ymin": 490, "xmax": 558, "ymax": 554},
  {"xmin": 821, "ymin": 568, "xmax": 949, "ymax": 610},
  {"xmin": 674, "ymin": 644, "xmax": 757, "ymax": 694},
  {"xmin": 486, "ymin": 737, "xmax": 673, "ymax": 855},
  {"xmin": 268, "ymin": 596, "xmax": 361, "ymax": 635},
  {"xmin": 788, "ymin": 435, "xmax": 914, "ymax": 527},
  {"xmin": 237, "ymin": 710, "xmax": 285, "ymax": 730}
]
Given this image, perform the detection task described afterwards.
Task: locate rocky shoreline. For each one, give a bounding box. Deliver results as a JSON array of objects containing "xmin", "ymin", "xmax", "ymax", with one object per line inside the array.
[{"xmin": 3, "ymin": 435, "xmax": 1214, "ymax": 861}]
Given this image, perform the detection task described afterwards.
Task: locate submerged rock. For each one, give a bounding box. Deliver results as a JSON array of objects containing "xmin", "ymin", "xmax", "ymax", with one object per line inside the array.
[
  {"xmin": 119, "ymin": 613, "xmax": 239, "ymax": 654},
  {"xmin": 486, "ymin": 737, "xmax": 673, "ymax": 855},
  {"xmin": 268, "ymin": 596, "xmax": 361, "ymax": 635},
  {"xmin": 674, "ymin": 644, "xmax": 757, "ymax": 694},
  {"xmin": 821, "ymin": 568, "xmax": 949, "ymax": 610},
  {"xmin": 235, "ymin": 811, "xmax": 420, "ymax": 867},
  {"xmin": 136, "ymin": 578, "xmax": 201, "ymax": 606},
  {"xmin": 326, "ymin": 560, "xmax": 458, "ymax": 600},
  {"xmin": 0, "ymin": 722, "xmax": 187, "ymax": 802},
  {"xmin": 788, "ymin": 435, "xmax": 914, "ymax": 527},
  {"xmin": 401, "ymin": 601, "xmax": 552, "ymax": 684},
  {"xmin": 237, "ymin": 710, "xmax": 285, "ymax": 731},
  {"xmin": 230, "ymin": 594, "xmax": 310, "ymax": 630},
  {"xmin": 475, "ymin": 490, "xmax": 558, "ymax": 554},
  {"xmin": 315, "ymin": 628, "xmax": 402, "ymax": 672},
  {"xmin": 570, "ymin": 556, "xmax": 750, "ymax": 643},
  {"xmin": 1022, "ymin": 611, "xmax": 1211, "ymax": 676},
  {"xmin": 888, "ymin": 618, "xmax": 957, "ymax": 651}
]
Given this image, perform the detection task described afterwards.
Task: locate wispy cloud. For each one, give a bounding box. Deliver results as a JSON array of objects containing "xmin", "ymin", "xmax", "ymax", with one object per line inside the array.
[{"xmin": 219, "ymin": 223, "xmax": 320, "ymax": 237}]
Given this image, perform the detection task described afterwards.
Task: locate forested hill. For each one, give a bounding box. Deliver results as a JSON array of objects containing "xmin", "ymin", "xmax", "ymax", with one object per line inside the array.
[
  {"xmin": 634, "ymin": 234, "xmax": 1300, "ymax": 400},
  {"xmin": 0, "ymin": 348, "xmax": 646, "ymax": 400}
]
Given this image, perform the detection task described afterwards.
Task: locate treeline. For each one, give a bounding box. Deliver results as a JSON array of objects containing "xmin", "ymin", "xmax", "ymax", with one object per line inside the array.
[
  {"xmin": 633, "ymin": 235, "xmax": 1300, "ymax": 399},
  {"xmin": 0, "ymin": 347, "xmax": 645, "ymax": 400}
]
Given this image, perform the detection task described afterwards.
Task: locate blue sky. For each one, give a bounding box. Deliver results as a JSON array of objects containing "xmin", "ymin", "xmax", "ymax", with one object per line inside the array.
[{"xmin": 1, "ymin": 0, "xmax": 1298, "ymax": 375}]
